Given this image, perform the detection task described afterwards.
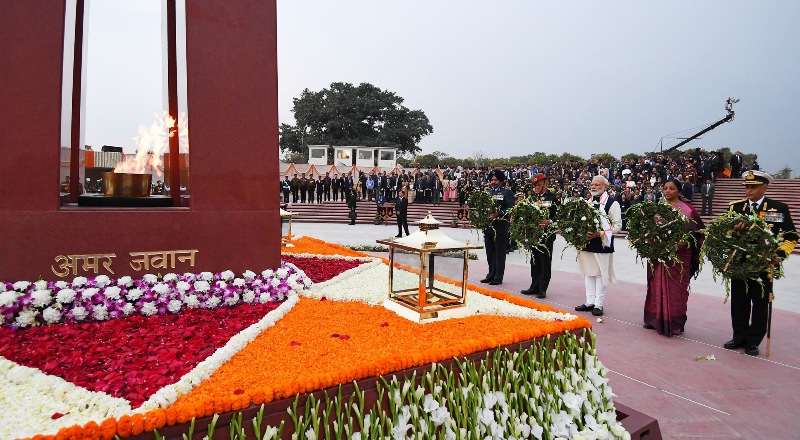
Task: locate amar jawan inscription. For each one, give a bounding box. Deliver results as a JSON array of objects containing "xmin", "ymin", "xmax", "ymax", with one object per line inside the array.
[{"xmin": 51, "ymin": 249, "xmax": 199, "ymax": 277}]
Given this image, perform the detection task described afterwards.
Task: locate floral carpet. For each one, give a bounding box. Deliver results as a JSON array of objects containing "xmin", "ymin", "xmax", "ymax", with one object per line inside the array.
[{"xmin": 0, "ymin": 236, "xmax": 591, "ymax": 439}]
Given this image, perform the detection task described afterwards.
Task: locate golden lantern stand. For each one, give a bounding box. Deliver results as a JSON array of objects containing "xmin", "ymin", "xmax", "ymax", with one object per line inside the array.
[
  {"xmin": 280, "ymin": 208, "xmax": 296, "ymax": 248},
  {"xmin": 377, "ymin": 212, "xmax": 482, "ymax": 320}
]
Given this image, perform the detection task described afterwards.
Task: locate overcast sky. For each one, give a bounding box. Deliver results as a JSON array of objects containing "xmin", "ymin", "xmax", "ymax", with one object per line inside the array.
[{"xmin": 84, "ymin": 1, "xmax": 799, "ymax": 175}]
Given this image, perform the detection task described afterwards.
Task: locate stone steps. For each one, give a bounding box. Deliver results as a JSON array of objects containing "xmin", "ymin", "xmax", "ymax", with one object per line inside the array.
[{"xmin": 286, "ymin": 199, "xmax": 468, "ymax": 227}]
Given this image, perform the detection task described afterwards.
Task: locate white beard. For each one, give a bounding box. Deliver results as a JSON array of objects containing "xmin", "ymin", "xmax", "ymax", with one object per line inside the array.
[{"xmin": 589, "ymin": 189, "xmax": 603, "ymax": 196}]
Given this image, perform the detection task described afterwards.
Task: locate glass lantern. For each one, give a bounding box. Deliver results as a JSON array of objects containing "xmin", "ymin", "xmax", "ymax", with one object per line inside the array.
[
  {"xmin": 377, "ymin": 213, "xmax": 482, "ymax": 320},
  {"xmin": 280, "ymin": 208, "xmax": 295, "ymax": 247}
]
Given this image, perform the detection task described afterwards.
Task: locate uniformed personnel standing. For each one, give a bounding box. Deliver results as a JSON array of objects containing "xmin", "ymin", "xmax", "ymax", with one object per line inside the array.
[
  {"xmin": 521, "ymin": 173, "xmax": 558, "ymax": 298},
  {"xmin": 299, "ymin": 173, "xmax": 308, "ymax": 203},
  {"xmin": 280, "ymin": 176, "xmax": 291, "ymax": 204},
  {"xmin": 724, "ymin": 170, "xmax": 797, "ymax": 356},
  {"xmin": 290, "ymin": 174, "xmax": 300, "ymax": 203},
  {"xmin": 480, "ymin": 169, "xmax": 515, "ymax": 286}
]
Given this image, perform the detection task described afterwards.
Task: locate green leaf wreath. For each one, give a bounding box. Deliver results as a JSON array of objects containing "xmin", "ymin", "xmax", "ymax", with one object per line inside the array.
[
  {"xmin": 700, "ymin": 210, "xmax": 781, "ymax": 299},
  {"xmin": 557, "ymin": 197, "xmax": 607, "ymax": 251},
  {"xmin": 466, "ymin": 189, "xmax": 496, "ymax": 231},
  {"xmin": 626, "ymin": 201, "xmax": 694, "ymax": 264},
  {"xmin": 509, "ymin": 199, "xmax": 558, "ymax": 256}
]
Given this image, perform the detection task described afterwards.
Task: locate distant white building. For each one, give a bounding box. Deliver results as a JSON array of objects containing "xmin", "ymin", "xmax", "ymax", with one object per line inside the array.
[
  {"xmin": 377, "ymin": 148, "xmax": 397, "ymax": 168},
  {"xmin": 329, "ymin": 146, "xmax": 397, "ymax": 168},
  {"xmin": 334, "ymin": 146, "xmax": 354, "ymax": 167},
  {"xmin": 308, "ymin": 145, "xmax": 328, "ymax": 166}
]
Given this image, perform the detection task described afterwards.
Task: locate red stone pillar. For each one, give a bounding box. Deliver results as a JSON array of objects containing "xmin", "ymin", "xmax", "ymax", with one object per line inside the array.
[{"xmin": 0, "ymin": 0, "xmax": 280, "ymax": 280}]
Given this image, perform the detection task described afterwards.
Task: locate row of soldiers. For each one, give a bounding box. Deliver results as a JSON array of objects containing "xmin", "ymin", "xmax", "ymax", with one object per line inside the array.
[{"xmin": 281, "ymin": 172, "xmax": 351, "ymax": 204}]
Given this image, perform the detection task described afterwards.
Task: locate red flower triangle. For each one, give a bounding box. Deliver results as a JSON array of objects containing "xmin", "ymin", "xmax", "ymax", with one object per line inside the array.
[
  {"xmin": 0, "ymin": 303, "xmax": 280, "ymax": 408},
  {"xmin": 281, "ymin": 256, "xmax": 366, "ymax": 283}
]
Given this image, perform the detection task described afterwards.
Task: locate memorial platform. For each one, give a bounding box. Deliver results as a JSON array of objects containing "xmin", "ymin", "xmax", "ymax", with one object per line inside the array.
[{"xmin": 294, "ymin": 222, "xmax": 800, "ymax": 439}]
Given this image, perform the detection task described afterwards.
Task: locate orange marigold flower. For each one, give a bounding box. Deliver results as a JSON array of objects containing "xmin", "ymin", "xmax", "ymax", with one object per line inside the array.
[
  {"xmin": 99, "ymin": 418, "xmax": 117, "ymax": 440},
  {"xmin": 54, "ymin": 425, "xmax": 81, "ymax": 440},
  {"xmin": 116, "ymin": 415, "xmax": 132, "ymax": 438},
  {"xmin": 129, "ymin": 414, "xmax": 144, "ymax": 436}
]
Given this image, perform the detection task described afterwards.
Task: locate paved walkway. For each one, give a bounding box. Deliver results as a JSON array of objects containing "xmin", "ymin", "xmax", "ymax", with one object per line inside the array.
[{"xmin": 291, "ymin": 222, "xmax": 800, "ymax": 439}]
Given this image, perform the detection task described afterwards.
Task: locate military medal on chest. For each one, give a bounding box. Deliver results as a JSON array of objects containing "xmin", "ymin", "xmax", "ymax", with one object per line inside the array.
[{"xmin": 764, "ymin": 208, "xmax": 784, "ymax": 223}]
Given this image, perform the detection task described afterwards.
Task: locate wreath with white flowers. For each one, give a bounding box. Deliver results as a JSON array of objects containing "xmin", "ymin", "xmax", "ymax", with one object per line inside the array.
[
  {"xmin": 626, "ymin": 201, "xmax": 694, "ymax": 265},
  {"xmin": 556, "ymin": 197, "xmax": 607, "ymax": 251},
  {"xmin": 700, "ymin": 210, "xmax": 781, "ymax": 298},
  {"xmin": 466, "ymin": 189, "xmax": 496, "ymax": 231},
  {"xmin": 509, "ymin": 199, "xmax": 558, "ymax": 256}
]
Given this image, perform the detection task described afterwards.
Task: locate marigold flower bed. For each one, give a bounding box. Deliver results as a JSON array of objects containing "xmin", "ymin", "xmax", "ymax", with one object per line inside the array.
[
  {"xmin": 164, "ymin": 298, "xmax": 589, "ymax": 419},
  {"xmin": 283, "ymin": 236, "xmax": 369, "ymax": 258},
  {"xmin": 10, "ymin": 236, "xmax": 592, "ymax": 439}
]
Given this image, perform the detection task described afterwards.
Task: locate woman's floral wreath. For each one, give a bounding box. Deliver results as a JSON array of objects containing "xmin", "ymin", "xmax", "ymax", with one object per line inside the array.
[
  {"xmin": 626, "ymin": 201, "xmax": 694, "ymax": 265},
  {"xmin": 509, "ymin": 199, "xmax": 558, "ymax": 257},
  {"xmin": 556, "ymin": 197, "xmax": 608, "ymax": 251},
  {"xmin": 700, "ymin": 210, "xmax": 781, "ymax": 299}
]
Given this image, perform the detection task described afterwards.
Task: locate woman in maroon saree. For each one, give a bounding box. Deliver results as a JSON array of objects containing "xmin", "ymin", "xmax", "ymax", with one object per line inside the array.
[{"xmin": 644, "ymin": 178, "xmax": 705, "ymax": 336}]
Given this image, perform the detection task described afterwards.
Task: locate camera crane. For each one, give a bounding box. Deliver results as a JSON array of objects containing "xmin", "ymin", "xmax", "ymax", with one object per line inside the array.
[{"xmin": 658, "ymin": 97, "xmax": 739, "ymax": 153}]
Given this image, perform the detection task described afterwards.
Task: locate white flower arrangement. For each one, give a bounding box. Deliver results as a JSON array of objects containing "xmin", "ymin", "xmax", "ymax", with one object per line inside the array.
[
  {"xmin": 285, "ymin": 332, "xmax": 627, "ymax": 440},
  {"xmin": 95, "ymin": 275, "xmax": 111, "ymax": 288},
  {"xmin": 0, "ymin": 356, "xmax": 134, "ymax": 439},
  {"xmin": 42, "ymin": 307, "xmax": 62, "ymax": 324},
  {"xmin": 56, "ymin": 289, "xmax": 76, "ymax": 304},
  {"xmin": 72, "ymin": 277, "xmax": 87, "ymax": 287},
  {"xmin": 0, "ymin": 291, "xmax": 18, "ymax": 307},
  {"xmin": 103, "ymin": 286, "xmax": 121, "ymax": 300},
  {"xmin": 303, "ymin": 258, "xmax": 579, "ymax": 323}
]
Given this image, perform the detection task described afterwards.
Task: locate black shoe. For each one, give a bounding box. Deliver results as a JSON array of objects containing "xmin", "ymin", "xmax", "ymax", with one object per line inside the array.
[
  {"xmin": 723, "ymin": 339, "xmax": 744, "ymax": 350},
  {"xmin": 574, "ymin": 304, "xmax": 594, "ymax": 312},
  {"xmin": 488, "ymin": 279, "xmax": 502, "ymax": 285},
  {"xmin": 536, "ymin": 292, "xmax": 547, "ymax": 299},
  {"xmin": 521, "ymin": 288, "xmax": 536, "ymax": 295},
  {"xmin": 643, "ymin": 323, "xmax": 655, "ymax": 330},
  {"xmin": 480, "ymin": 276, "xmax": 493, "ymax": 284},
  {"xmin": 591, "ymin": 307, "xmax": 604, "ymax": 316},
  {"xmin": 395, "ymin": 234, "xmax": 402, "ymax": 238},
  {"xmin": 745, "ymin": 345, "xmax": 759, "ymax": 356}
]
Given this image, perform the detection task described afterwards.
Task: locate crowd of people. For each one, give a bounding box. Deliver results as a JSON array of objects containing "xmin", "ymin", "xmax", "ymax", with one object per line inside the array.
[
  {"xmin": 281, "ymin": 148, "xmax": 757, "ymax": 232},
  {"xmin": 478, "ymin": 167, "xmax": 794, "ymax": 359},
  {"xmin": 277, "ymin": 149, "xmax": 794, "ymax": 358}
]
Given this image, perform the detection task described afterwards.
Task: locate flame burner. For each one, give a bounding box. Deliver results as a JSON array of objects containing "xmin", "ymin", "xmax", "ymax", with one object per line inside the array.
[
  {"xmin": 102, "ymin": 172, "xmax": 152, "ymax": 197},
  {"xmin": 77, "ymin": 172, "xmax": 173, "ymax": 207}
]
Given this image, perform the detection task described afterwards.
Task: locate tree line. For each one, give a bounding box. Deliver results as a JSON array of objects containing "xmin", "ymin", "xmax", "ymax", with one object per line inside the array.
[{"xmin": 279, "ymin": 82, "xmax": 792, "ymax": 178}]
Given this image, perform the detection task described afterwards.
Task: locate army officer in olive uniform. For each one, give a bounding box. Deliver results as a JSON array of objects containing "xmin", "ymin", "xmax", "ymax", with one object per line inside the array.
[{"xmin": 521, "ymin": 173, "xmax": 558, "ymax": 298}]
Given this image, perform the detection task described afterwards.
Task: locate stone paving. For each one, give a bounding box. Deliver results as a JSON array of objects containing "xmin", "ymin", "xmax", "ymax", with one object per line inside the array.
[{"xmin": 291, "ymin": 222, "xmax": 800, "ymax": 439}]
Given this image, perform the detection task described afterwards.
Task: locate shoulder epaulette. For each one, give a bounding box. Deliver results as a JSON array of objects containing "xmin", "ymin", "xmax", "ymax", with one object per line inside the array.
[{"xmin": 729, "ymin": 199, "xmax": 747, "ymax": 204}]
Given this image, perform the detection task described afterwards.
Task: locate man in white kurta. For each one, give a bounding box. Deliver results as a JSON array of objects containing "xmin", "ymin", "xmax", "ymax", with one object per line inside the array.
[{"xmin": 574, "ymin": 176, "xmax": 622, "ymax": 316}]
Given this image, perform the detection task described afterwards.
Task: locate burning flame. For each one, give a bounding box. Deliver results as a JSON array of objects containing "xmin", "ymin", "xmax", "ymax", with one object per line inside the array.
[{"xmin": 114, "ymin": 111, "xmax": 189, "ymax": 175}]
